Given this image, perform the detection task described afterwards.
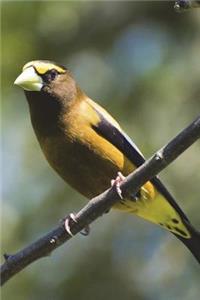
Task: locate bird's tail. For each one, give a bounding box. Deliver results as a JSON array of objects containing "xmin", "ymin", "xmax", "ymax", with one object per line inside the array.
[{"xmin": 174, "ymin": 221, "xmax": 200, "ymax": 264}]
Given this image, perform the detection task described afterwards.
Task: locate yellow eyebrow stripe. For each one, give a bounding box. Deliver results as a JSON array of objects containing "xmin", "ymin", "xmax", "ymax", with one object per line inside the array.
[{"xmin": 23, "ymin": 61, "xmax": 66, "ymax": 75}]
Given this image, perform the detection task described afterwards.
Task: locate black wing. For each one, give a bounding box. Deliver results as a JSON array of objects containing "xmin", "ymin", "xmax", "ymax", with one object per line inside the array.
[
  {"xmin": 92, "ymin": 107, "xmax": 200, "ymax": 264},
  {"xmin": 92, "ymin": 108, "xmax": 189, "ymax": 222}
]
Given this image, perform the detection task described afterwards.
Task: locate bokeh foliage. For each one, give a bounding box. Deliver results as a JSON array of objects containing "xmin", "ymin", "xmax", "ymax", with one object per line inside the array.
[{"xmin": 1, "ymin": 1, "xmax": 200, "ymax": 300}]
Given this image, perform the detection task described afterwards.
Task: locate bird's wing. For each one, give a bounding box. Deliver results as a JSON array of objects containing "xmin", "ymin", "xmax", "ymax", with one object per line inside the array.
[{"xmin": 88, "ymin": 99, "xmax": 189, "ymax": 223}]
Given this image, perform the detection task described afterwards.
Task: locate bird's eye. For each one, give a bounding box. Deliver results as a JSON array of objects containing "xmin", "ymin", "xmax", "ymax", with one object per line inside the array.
[
  {"xmin": 49, "ymin": 69, "xmax": 58, "ymax": 81},
  {"xmin": 43, "ymin": 69, "xmax": 58, "ymax": 83}
]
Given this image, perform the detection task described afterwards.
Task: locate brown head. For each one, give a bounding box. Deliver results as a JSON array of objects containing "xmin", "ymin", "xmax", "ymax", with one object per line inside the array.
[{"xmin": 14, "ymin": 60, "xmax": 83, "ymax": 136}]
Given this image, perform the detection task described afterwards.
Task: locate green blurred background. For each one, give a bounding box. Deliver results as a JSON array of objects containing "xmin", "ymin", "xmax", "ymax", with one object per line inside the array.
[{"xmin": 1, "ymin": 1, "xmax": 200, "ymax": 299}]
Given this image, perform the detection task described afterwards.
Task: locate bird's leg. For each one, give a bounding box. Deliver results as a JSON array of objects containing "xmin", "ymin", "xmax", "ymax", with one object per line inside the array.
[
  {"xmin": 111, "ymin": 171, "xmax": 125, "ymax": 199},
  {"xmin": 64, "ymin": 213, "xmax": 90, "ymax": 236}
]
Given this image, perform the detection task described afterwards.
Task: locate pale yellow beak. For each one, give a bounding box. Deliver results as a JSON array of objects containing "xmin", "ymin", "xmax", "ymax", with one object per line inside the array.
[{"xmin": 14, "ymin": 67, "xmax": 43, "ymax": 91}]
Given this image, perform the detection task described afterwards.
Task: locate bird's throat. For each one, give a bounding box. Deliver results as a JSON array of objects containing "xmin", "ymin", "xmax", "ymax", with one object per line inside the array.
[{"xmin": 25, "ymin": 90, "xmax": 65, "ymax": 137}]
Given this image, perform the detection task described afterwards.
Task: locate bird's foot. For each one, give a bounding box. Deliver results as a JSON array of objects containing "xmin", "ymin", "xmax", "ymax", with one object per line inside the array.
[
  {"xmin": 80, "ymin": 224, "xmax": 90, "ymax": 236},
  {"xmin": 64, "ymin": 213, "xmax": 90, "ymax": 236},
  {"xmin": 64, "ymin": 213, "xmax": 77, "ymax": 236},
  {"xmin": 111, "ymin": 172, "xmax": 125, "ymax": 199}
]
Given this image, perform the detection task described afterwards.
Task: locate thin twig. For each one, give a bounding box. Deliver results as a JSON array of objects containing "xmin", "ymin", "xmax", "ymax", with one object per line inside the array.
[
  {"xmin": 174, "ymin": 0, "xmax": 200, "ymax": 12},
  {"xmin": 1, "ymin": 115, "xmax": 200, "ymax": 285}
]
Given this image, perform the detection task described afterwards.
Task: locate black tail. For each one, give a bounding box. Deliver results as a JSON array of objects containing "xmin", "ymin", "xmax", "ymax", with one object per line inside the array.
[{"xmin": 174, "ymin": 221, "xmax": 200, "ymax": 264}]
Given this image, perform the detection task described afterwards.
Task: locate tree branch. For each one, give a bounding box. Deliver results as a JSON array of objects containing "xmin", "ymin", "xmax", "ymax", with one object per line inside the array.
[
  {"xmin": 174, "ymin": 0, "xmax": 200, "ymax": 11},
  {"xmin": 1, "ymin": 115, "xmax": 200, "ymax": 286}
]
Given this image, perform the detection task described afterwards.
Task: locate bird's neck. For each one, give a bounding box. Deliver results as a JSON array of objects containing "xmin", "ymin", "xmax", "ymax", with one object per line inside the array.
[{"xmin": 25, "ymin": 90, "xmax": 79, "ymax": 138}]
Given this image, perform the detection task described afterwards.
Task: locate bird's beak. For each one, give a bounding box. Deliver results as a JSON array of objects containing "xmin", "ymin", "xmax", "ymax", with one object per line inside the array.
[{"xmin": 14, "ymin": 67, "xmax": 43, "ymax": 91}]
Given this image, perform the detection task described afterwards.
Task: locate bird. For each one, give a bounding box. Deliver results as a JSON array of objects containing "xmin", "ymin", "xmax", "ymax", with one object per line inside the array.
[{"xmin": 14, "ymin": 60, "xmax": 200, "ymax": 264}]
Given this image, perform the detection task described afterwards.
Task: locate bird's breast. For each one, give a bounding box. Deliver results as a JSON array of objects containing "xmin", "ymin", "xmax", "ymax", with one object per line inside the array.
[{"xmin": 37, "ymin": 125, "xmax": 134, "ymax": 199}]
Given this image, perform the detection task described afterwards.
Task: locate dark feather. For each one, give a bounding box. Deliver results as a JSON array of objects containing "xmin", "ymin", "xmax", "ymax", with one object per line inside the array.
[
  {"xmin": 92, "ymin": 108, "xmax": 189, "ymax": 221},
  {"xmin": 92, "ymin": 108, "xmax": 200, "ymax": 264}
]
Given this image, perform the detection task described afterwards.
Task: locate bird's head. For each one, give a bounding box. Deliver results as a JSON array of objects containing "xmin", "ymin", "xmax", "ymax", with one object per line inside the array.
[{"xmin": 14, "ymin": 60, "xmax": 78, "ymax": 103}]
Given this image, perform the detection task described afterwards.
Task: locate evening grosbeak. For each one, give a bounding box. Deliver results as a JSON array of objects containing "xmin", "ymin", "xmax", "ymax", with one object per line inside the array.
[{"xmin": 14, "ymin": 60, "xmax": 200, "ymax": 263}]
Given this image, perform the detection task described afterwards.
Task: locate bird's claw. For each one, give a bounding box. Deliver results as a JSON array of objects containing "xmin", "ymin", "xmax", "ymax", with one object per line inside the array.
[
  {"xmin": 64, "ymin": 213, "xmax": 77, "ymax": 236},
  {"xmin": 80, "ymin": 224, "xmax": 90, "ymax": 236},
  {"xmin": 64, "ymin": 213, "xmax": 90, "ymax": 236},
  {"xmin": 111, "ymin": 172, "xmax": 125, "ymax": 199}
]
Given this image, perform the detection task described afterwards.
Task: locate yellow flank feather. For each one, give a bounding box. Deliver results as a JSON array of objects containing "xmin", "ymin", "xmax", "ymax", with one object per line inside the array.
[{"xmin": 62, "ymin": 98, "xmax": 128, "ymax": 171}]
